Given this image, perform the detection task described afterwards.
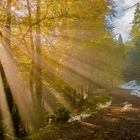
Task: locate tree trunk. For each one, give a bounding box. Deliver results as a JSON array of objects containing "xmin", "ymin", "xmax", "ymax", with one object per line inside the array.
[
  {"xmin": 26, "ymin": 0, "xmax": 35, "ymax": 102},
  {"xmin": 5, "ymin": 0, "xmax": 11, "ymax": 47},
  {"xmin": 35, "ymin": 0, "xmax": 42, "ymax": 107}
]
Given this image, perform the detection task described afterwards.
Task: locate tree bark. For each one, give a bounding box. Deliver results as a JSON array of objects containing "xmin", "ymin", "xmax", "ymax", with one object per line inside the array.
[
  {"xmin": 5, "ymin": 0, "xmax": 11, "ymax": 47},
  {"xmin": 26, "ymin": 0, "xmax": 35, "ymax": 101},
  {"xmin": 35, "ymin": 0, "xmax": 42, "ymax": 107}
]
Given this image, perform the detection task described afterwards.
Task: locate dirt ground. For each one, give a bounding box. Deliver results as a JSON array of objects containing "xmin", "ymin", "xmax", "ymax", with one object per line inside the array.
[{"xmin": 37, "ymin": 88, "xmax": 140, "ymax": 140}]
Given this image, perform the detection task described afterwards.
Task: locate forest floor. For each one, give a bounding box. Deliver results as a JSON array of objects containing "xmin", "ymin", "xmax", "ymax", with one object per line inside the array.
[{"xmin": 33, "ymin": 88, "xmax": 140, "ymax": 140}]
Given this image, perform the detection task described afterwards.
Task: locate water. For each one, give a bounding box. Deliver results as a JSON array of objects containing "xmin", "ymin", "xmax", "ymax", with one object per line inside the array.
[{"xmin": 120, "ymin": 80, "xmax": 140, "ymax": 98}]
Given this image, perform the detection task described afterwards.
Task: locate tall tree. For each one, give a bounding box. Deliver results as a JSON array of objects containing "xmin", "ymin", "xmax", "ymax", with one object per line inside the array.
[
  {"xmin": 124, "ymin": 3, "xmax": 140, "ymax": 81},
  {"xmin": 5, "ymin": 0, "xmax": 11, "ymax": 47},
  {"xmin": 35, "ymin": 0, "xmax": 42, "ymax": 106},
  {"xmin": 118, "ymin": 34, "xmax": 123, "ymax": 45},
  {"xmin": 132, "ymin": 3, "xmax": 140, "ymax": 38},
  {"xmin": 26, "ymin": 0, "xmax": 35, "ymax": 99}
]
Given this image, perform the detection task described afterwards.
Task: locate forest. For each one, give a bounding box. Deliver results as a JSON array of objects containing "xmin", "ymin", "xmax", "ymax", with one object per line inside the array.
[{"xmin": 0, "ymin": 0, "xmax": 140, "ymax": 140}]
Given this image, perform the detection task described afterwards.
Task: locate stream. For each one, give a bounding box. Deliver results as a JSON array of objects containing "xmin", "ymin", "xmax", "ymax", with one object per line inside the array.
[{"xmin": 120, "ymin": 80, "xmax": 140, "ymax": 98}]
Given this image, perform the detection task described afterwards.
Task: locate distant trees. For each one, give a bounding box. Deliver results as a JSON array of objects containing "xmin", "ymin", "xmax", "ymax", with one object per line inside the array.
[
  {"xmin": 132, "ymin": 3, "xmax": 140, "ymax": 37},
  {"xmin": 124, "ymin": 41, "xmax": 140, "ymax": 81},
  {"xmin": 66, "ymin": 0, "xmax": 124, "ymax": 87},
  {"xmin": 124, "ymin": 3, "xmax": 140, "ymax": 81},
  {"xmin": 118, "ymin": 34, "xmax": 123, "ymax": 45}
]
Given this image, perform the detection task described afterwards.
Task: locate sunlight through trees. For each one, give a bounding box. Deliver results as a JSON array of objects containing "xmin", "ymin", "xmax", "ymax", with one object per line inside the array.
[{"xmin": 0, "ymin": 0, "xmax": 139, "ymax": 139}]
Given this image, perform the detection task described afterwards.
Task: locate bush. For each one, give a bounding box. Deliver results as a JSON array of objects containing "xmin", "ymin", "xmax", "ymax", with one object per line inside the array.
[{"xmin": 51, "ymin": 107, "xmax": 71, "ymax": 124}]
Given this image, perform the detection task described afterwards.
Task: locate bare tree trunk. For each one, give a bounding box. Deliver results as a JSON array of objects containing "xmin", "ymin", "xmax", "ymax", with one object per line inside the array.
[
  {"xmin": 35, "ymin": 0, "xmax": 42, "ymax": 107},
  {"xmin": 26, "ymin": 0, "xmax": 35, "ymax": 101},
  {"xmin": 5, "ymin": 0, "xmax": 11, "ymax": 47}
]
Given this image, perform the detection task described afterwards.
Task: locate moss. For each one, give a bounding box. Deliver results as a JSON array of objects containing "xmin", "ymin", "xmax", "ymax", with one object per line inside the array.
[{"xmin": 81, "ymin": 95, "xmax": 111, "ymax": 113}]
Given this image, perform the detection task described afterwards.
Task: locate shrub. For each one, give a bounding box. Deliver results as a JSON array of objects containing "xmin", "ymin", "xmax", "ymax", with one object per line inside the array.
[{"xmin": 52, "ymin": 107, "xmax": 71, "ymax": 124}]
